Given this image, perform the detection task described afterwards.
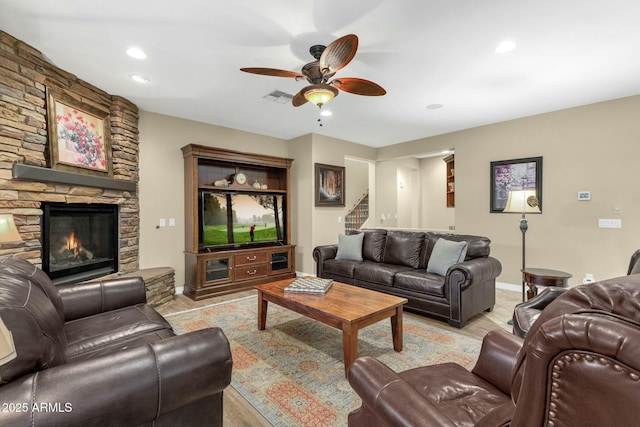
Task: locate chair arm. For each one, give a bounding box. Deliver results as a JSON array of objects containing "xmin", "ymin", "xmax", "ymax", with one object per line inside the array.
[
  {"xmin": 313, "ymin": 245, "xmax": 338, "ymax": 277},
  {"xmin": 348, "ymin": 356, "xmax": 457, "ymax": 427},
  {"xmin": 447, "ymin": 256, "xmax": 502, "ymax": 292},
  {"xmin": 0, "ymin": 328, "xmax": 232, "ymax": 427},
  {"xmin": 471, "ymin": 329, "xmax": 523, "ymax": 395},
  {"xmin": 515, "ymin": 286, "xmax": 567, "ymax": 312},
  {"xmin": 58, "ymin": 276, "xmax": 147, "ymax": 321}
]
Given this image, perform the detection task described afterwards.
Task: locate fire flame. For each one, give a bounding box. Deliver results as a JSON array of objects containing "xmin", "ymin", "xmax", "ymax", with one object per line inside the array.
[{"xmin": 66, "ymin": 230, "xmax": 80, "ymax": 256}]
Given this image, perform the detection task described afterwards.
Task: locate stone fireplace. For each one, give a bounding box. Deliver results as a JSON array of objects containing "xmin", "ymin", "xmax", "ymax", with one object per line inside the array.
[
  {"xmin": 0, "ymin": 30, "xmax": 175, "ymax": 306},
  {"xmin": 42, "ymin": 202, "xmax": 119, "ymax": 284}
]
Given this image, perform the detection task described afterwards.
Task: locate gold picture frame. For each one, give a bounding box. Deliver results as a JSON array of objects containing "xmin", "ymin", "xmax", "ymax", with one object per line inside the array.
[{"xmin": 46, "ymin": 88, "xmax": 112, "ymax": 176}]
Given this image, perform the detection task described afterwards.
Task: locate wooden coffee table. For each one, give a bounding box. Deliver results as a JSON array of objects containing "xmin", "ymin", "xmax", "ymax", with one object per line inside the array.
[{"xmin": 255, "ymin": 279, "xmax": 408, "ymax": 376}]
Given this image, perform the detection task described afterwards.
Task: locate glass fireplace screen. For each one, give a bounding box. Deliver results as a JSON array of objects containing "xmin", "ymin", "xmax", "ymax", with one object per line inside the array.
[{"xmin": 42, "ymin": 203, "xmax": 118, "ymax": 284}]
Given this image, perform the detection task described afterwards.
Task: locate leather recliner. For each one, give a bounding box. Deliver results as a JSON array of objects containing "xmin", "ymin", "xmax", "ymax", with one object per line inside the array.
[
  {"xmin": 0, "ymin": 256, "xmax": 233, "ymax": 427},
  {"xmin": 347, "ymin": 274, "xmax": 640, "ymax": 427},
  {"xmin": 513, "ymin": 248, "xmax": 640, "ymax": 338}
]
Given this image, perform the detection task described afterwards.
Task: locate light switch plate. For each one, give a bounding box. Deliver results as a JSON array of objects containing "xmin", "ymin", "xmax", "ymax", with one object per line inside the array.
[
  {"xmin": 169, "ymin": 218, "xmax": 176, "ymax": 227},
  {"xmin": 159, "ymin": 218, "xmax": 166, "ymax": 227},
  {"xmin": 598, "ymin": 218, "xmax": 621, "ymax": 228}
]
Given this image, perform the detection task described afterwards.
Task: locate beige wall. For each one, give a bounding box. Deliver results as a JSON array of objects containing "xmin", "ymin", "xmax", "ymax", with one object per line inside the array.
[
  {"xmin": 138, "ymin": 112, "xmax": 289, "ymax": 288},
  {"xmin": 380, "ymin": 95, "xmax": 640, "ymax": 285},
  {"xmin": 140, "ymin": 95, "xmax": 640, "ymax": 290}
]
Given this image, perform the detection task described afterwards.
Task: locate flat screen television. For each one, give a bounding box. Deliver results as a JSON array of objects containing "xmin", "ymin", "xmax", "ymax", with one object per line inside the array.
[{"xmin": 199, "ymin": 190, "xmax": 286, "ymax": 250}]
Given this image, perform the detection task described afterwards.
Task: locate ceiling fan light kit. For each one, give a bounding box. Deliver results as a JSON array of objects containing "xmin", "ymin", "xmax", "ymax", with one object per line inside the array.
[
  {"xmin": 241, "ymin": 34, "xmax": 385, "ymax": 110},
  {"xmin": 302, "ymin": 84, "xmax": 338, "ymax": 107}
]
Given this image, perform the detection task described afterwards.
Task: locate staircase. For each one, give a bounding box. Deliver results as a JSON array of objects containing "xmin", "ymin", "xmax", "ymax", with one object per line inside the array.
[{"xmin": 345, "ymin": 190, "xmax": 369, "ymax": 234}]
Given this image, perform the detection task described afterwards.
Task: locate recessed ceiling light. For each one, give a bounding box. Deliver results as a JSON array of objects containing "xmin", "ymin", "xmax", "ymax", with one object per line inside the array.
[
  {"xmin": 495, "ymin": 40, "xmax": 517, "ymax": 54},
  {"xmin": 426, "ymin": 104, "xmax": 443, "ymax": 110},
  {"xmin": 320, "ymin": 110, "xmax": 332, "ymax": 117},
  {"xmin": 126, "ymin": 47, "xmax": 147, "ymax": 59},
  {"xmin": 129, "ymin": 74, "xmax": 150, "ymax": 83}
]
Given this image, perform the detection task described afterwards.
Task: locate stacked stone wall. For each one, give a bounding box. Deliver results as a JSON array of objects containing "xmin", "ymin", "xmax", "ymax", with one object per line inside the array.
[{"xmin": 0, "ymin": 30, "xmax": 139, "ymax": 274}]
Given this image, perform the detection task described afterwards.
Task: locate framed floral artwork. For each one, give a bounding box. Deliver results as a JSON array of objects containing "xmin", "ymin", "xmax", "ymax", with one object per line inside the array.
[
  {"xmin": 315, "ymin": 163, "xmax": 345, "ymax": 207},
  {"xmin": 46, "ymin": 88, "xmax": 112, "ymax": 176},
  {"xmin": 490, "ymin": 156, "xmax": 542, "ymax": 213}
]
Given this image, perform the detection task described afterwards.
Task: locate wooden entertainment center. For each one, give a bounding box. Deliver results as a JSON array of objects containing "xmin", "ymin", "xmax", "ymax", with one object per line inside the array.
[{"xmin": 182, "ymin": 144, "xmax": 295, "ymax": 300}]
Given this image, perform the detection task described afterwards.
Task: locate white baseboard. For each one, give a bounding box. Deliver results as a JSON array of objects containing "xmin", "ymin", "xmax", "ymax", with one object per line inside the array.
[
  {"xmin": 175, "ymin": 286, "xmax": 184, "ymax": 295},
  {"xmin": 496, "ymin": 281, "xmax": 520, "ymax": 293}
]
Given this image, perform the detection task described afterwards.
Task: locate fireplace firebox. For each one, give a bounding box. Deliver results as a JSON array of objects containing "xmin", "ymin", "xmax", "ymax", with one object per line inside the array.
[{"xmin": 42, "ymin": 203, "xmax": 118, "ymax": 284}]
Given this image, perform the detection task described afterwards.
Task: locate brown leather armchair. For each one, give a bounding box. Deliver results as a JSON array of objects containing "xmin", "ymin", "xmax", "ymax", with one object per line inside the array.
[
  {"xmin": 0, "ymin": 257, "xmax": 232, "ymax": 427},
  {"xmin": 513, "ymin": 248, "xmax": 640, "ymax": 338},
  {"xmin": 347, "ymin": 274, "xmax": 640, "ymax": 427}
]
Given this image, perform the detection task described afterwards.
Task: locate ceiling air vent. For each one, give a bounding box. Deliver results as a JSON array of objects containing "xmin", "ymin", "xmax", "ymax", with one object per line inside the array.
[{"xmin": 263, "ymin": 90, "xmax": 293, "ymax": 104}]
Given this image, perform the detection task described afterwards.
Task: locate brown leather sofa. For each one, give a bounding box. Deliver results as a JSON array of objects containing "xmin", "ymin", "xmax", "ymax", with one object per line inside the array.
[
  {"xmin": 0, "ymin": 256, "xmax": 232, "ymax": 427},
  {"xmin": 313, "ymin": 229, "xmax": 502, "ymax": 328},
  {"xmin": 347, "ymin": 274, "xmax": 640, "ymax": 427}
]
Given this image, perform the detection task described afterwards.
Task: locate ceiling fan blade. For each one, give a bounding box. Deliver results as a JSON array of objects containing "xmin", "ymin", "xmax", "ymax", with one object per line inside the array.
[
  {"xmin": 240, "ymin": 67, "xmax": 305, "ymax": 79},
  {"xmin": 331, "ymin": 78, "xmax": 386, "ymax": 96},
  {"xmin": 319, "ymin": 34, "xmax": 358, "ymax": 75},
  {"xmin": 292, "ymin": 90, "xmax": 308, "ymax": 107}
]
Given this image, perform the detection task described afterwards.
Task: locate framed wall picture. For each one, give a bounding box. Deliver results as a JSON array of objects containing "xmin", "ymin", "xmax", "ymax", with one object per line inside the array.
[
  {"xmin": 315, "ymin": 163, "xmax": 345, "ymax": 207},
  {"xmin": 490, "ymin": 156, "xmax": 542, "ymax": 213},
  {"xmin": 46, "ymin": 88, "xmax": 112, "ymax": 176}
]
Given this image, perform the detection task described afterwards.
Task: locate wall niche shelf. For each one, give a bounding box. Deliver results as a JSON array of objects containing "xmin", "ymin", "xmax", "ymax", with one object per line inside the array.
[{"xmin": 443, "ymin": 154, "xmax": 455, "ymax": 207}]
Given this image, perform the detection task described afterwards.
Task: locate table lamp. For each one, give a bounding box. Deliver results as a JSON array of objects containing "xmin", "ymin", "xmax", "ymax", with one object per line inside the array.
[
  {"xmin": 503, "ymin": 189, "xmax": 541, "ymax": 301},
  {"xmin": 0, "ymin": 214, "xmax": 22, "ymax": 244}
]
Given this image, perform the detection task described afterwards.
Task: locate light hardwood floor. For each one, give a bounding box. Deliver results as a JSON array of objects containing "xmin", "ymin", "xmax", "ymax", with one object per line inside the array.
[{"xmin": 157, "ymin": 288, "xmax": 522, "ymax": 427}]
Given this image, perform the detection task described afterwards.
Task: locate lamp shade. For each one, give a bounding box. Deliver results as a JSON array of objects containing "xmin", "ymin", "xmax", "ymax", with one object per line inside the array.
[
  {"xmin": 0, "ymin": 214, "xmax": 22, "ymax": 243},
  {"xmin": 503, "ymin": 190, "xmax": 541, "ymax": 214},
  {"xmin": 303, "ymin": 84, "xmax": 338, "ymax": 107},
  {"xmin": 0, "ymin": 315, "xmax": 17, "ymax": 366}
]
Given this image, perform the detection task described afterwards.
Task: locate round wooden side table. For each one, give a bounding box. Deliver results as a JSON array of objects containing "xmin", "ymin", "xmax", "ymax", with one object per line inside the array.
[{"xmin": 521, "ymin": 267, "xmax": 572, "ymax": 301}]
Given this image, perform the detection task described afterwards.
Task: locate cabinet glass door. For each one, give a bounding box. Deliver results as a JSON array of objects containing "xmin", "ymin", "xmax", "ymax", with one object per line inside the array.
[
  {"xmin": 205, "ymin": 258, "xmax": 230, "ymax": 282},
  {"xmin": 271, "ymin": 251, "xmax": 289, "ymax": 271}
]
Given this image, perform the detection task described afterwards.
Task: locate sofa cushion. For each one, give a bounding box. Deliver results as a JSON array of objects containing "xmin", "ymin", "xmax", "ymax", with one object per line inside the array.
[
  {"xmin": 427, "ymin": 238, "xmax": 468, "ymax": 276},
  {"xmin": 394, "ymin": 270, "xmax": 447, "ymax": 297},
  {"xmin": 323, "ymin": 259, "xmax": 360, "ymax": 279},
  {"xmin": 362, "ymin": 229, "xmax": 387, "ymax": 262},
  {"xmin": 0, "ymin": 272, "xmax": 68, "ymax": 384},
  {"xmin": 426, "ymin": 233, "xmax": 490, "ymax": 260},
  {"xmin": 354, "ymin": 262, "xmax": 413, "ymax": 287},
  {"xmin": 382, "ymin": 231, "xmax": 425, "ymax": 268},
  {"xmin": 336, "ymin": 233, "xmax": 364, "ymax": 261},
  {"xmin": 65, "ymin": 304, "xmax": 174, "ymax": 360}
]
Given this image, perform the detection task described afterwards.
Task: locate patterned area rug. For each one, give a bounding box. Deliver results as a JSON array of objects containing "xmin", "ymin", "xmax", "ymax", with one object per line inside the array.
[{"xmin": 166, "ymin": 296, "xmax": 481, "ymax": 427}]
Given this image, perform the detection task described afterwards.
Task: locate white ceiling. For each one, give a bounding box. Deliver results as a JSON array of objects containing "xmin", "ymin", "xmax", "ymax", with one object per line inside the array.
[{"xmin": 2, "ymin": 0, "xmax": 640, "ymax": 148}]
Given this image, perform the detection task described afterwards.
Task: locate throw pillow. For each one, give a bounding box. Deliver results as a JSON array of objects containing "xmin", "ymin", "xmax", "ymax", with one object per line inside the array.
[
  {"xmin": 335, "ymin": 233, "xmax": 364, "ymax": 261},
  {"xmin": 426, "ymin": 238, "xmax": 468, "ymax": 276}
]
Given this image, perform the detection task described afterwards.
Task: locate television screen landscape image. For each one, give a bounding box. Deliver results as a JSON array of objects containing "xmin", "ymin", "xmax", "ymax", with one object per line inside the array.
[{"xmin": 199, "ymin": 191, "xmax": 285, "ymax": 248}]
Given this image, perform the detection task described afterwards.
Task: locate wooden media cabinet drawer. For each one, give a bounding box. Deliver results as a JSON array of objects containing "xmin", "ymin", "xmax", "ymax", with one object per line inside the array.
[
  {"xmin": 234, "ymin": 263, "xmax": 269, "ymax": 281},
  {"xmin": 234, "ymin": 251, "xmax": 268, "ymax": 266}
]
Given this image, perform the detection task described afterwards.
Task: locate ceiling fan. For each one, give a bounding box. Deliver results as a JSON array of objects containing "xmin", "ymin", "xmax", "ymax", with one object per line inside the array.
[{"xmin": 240, "ymin": 34, "xmax": 386, "ymax": 108}]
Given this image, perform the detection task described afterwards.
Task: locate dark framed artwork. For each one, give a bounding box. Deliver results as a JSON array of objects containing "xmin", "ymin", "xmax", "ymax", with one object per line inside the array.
[
  {"xmin": 490, "ymin": 156, "xmax": 542, "ymax": 213},
  {"xmin": 315, "ymin": 163, "xmax": 345, "ymax": 207},
  {"xmin": 46, "ymin": 88, "xmax": 112, "ymax": 176}
]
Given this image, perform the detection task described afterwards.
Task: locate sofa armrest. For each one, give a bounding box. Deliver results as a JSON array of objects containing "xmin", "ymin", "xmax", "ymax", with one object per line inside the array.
[
  {"xmin": 58, "ymin": 276, "xmax": 147, "ymax": 321},
  {"xmin": 447, "ymin": 256, "xmax": 502, "ymax": 291},
  {"xmin": 313, "ymin": 244, "xmax": 338, "ymax": 277},
  {"xmin": 471, "ymin": 329, "xmax": 523, "ymax": 395},
  {"xmin": 348, "ymin": 356, "xmax": 457, "ymax": 427},
  {"xmin": 0, "ymin": 328, "xmax": 232, "ymax": 427}
]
